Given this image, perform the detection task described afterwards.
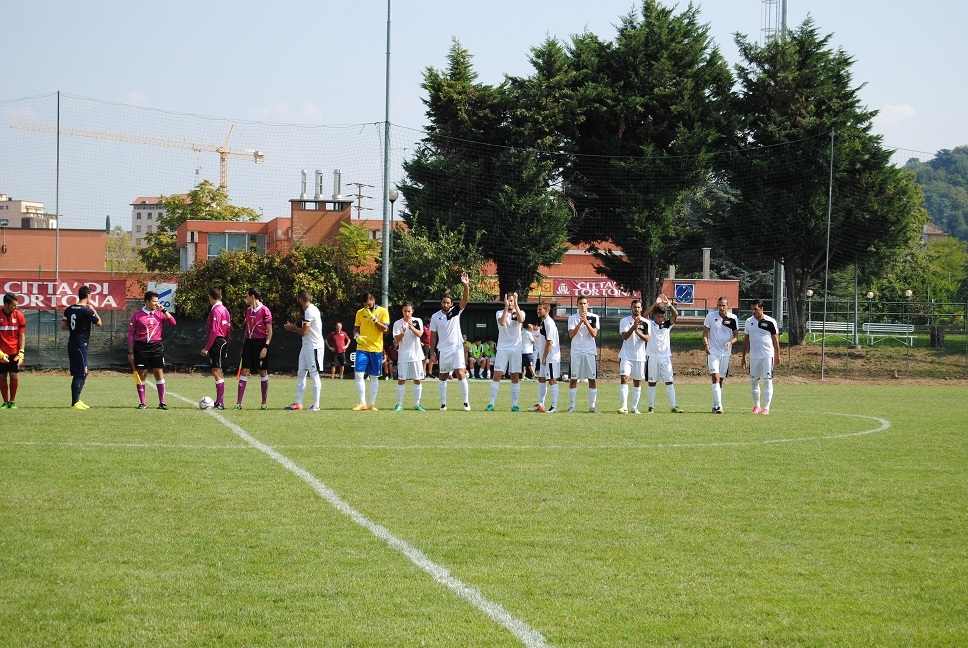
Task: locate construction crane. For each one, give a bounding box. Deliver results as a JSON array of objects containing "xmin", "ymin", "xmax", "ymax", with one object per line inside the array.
[{"xmin": 11, "ymin": 122, "xmax": 265, "ymax": 190}]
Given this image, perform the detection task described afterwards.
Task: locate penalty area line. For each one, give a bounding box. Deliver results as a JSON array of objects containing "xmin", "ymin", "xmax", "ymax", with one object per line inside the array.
[{"xmin": 168, "ymin": 390, "xmax": 553, "ymax": 648}]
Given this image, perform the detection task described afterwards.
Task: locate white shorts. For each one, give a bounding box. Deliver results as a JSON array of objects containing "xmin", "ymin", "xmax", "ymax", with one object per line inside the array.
[
  {"xmin": 396, "ymin": 360, "xmax": 425, "ymax": 381},
  {"xmin": 749, "ymin": 357, "xmax": 774, "ymax": 381},
  {"xmin": 298, "ymin": 347, "xmax": 323, "ymax": 374},
  {"xmin": 494, "ymin": 347, "xmax": 522, "ymax": 375},
  {"xmin": 437, "ymin": 346, "xmax": 465, "ymax": 373},
  {"xmin": 539, "ymin": 361, "xmax": 560, "ymax": 382},
  {"xmin": 647, "ymin": 356, "xmax": 674, "ymax": 383},
  {"xmin": 570, "ymin": 351, "xmax": 597, "ymax": 380},
  {"xmin": 619, "ymin": 359, "xmax": 646, "ymax": 381},
  {"xmin": 707, "ymin": 353, "xmax": 731, "ymax": 377}
]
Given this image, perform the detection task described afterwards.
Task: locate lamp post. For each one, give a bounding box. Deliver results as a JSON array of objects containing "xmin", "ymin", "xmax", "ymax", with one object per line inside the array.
[
  {"xmin": 806, "ymin": 289, "xmax": 813, "ymax": 336},
  {"xmin": 866, "ymin": 292, "xmax": 874, "ymax": 345}
]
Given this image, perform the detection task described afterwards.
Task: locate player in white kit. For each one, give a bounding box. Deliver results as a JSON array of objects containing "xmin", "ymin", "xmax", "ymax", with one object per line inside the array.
[
  {"xmin": 740, "ymin": 298, "xmax": 781, "ymax": 415},
  {"xmin": 702, "ymin": 297, "xmax": 738, "ymax": 414},
  {"xmin": 486, "ymin": 292, "xmax": 526, "ymax": 412},
  {"xmin": 617, "ymin": 299, "xmax": 649, "ymax": 413},
  {"xmin": 392, "ymin": 301, "xmax": 427, "ymax": 411},
  {"xmin": 429, "ymin": 272, "xmax": 471, "ymax": 411},
  {"xmin": 566, "ymin": 296, "xmax": 601, "ymax": 412}
]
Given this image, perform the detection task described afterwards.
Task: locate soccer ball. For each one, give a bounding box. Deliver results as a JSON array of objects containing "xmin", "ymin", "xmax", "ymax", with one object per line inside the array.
[{"xmin": 198, "ymin": 396, "xmax": 215, "ymax": 410}]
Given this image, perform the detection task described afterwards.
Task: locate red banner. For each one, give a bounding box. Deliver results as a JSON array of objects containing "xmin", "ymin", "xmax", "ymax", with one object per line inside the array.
[
  {"xmin": 553, "ymin": 279, "xmax": 640, "ymax": 298},
  {"xmin": 0, "ymin": 279, "xmax": 128, "ymax": 310}
]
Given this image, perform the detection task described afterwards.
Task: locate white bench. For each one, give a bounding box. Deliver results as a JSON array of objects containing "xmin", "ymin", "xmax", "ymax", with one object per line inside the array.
[
  {"xmin": 862, "ymin": 322, "xmax": 915, "ymax": 347},
  {"xmin": 806, "ymin": 320, "xmax": 855, "ymax": 343}
]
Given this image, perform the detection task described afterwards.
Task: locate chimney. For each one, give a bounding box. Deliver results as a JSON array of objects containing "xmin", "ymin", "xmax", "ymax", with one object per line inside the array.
[
  {"xmin": 702, "ymin": 247, "xmax": 711, "ymax": 280},
  {"xmin": 332, "ymin": 169, "xmax": 342, "ymax": 200},
  {"xmin": 300, "ymin": 170, "xmax": 308, "ymax": 199},
  {"xmin": 314, "ymin": 170, "xmax": 323, "ymax": 200}
]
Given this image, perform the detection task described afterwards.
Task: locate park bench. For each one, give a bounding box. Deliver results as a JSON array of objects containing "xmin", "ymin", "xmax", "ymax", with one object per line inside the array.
[
  {"xmin": 805, "ymin": 320, "xmax": 855, "ymax": 343},
  {"xmin": 862, "ymin": 322, "xmax": 915, "ymax": 347}
]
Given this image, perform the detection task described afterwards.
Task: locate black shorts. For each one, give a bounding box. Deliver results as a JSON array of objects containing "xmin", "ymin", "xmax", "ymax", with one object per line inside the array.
[
  {"xmin": 241, "ymin": 338, "xmax": 269, "ymax": 372},
  {"xmin": 0, "ymin": 357, "xmax": 20, "ymax": 374},
  {"xmin": 134, "ymin": 341, "xmax": 165, "ymax": 370},
  {"xmin": 208, "ymin": 336, "xmax": 229, "ymax": 369},
  {"xmin": 333, "ymin": 351, "xmax": 347, "ymax": 367},
  {"xmin": 68, "ymin": 343, "xmax": 89, "ymax": 377}
]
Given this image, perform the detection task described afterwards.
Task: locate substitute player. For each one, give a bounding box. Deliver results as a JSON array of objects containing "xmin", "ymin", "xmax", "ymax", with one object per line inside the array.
[
  {"xmin": 567, "ymin": 296, "xmax": 601, "ymax": 413},
  {"xmin": 617, "ymin": 299, "xmax": 649, "ymax": 414},
  {"xmin": 352, "ymin": 293, "xmax": 390, "ymax": 411},
  {"xmin": 740, "ymin": 299, "xmax": 781, "ymax": 415},
  {"xmin": 127, "ymin": 291, "xmax": 176, "ymax": 410},
  {"xmin": 236, "ymin": 287, "xmax": 273, "ymax": 410},
  {"xmin": 392, "ymin": 301, "xmax": 426, "ymax": 411},
  {"xmin": 643, "ymin": 294, "xmax": 682, "ymax": 413},
  {"xmin": 62, "ymin": 285, "xmax": 102, "ymax": 409},
  {"xmin": 429, "ymin": 272, "xmax": 471, "ymax": 411},
  {"xmin": 200, "ymin": 287, "xmax": 230, "ymax": 410},
  {"xmin": 529, "ymin": 301, "xmax": 561, "ymax": 413},
  {"xmin": 283, "ymin": 290, "xmax": 324, "ymax": 411},
  {"xmin": 0, "ymin": 293, "xmax": 27, "ymax": 409},
  {"xmin": 485, "ymin": 292, "xmax": 525, "ymax": 412},
  {"xmin": 702, "ymin": 296, "xmax": 738, "ymax": 414}
]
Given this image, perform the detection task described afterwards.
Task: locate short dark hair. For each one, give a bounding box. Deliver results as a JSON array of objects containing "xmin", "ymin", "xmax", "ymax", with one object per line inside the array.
[
  {"xmin": 3, "ymin": 292, "xmax": 17, "ymax": 305},
  {"xmin": 209, "ymin": 287, "xmax": 222, "ymax": 300},
  {"xmin": 297, "ymin": 289, "xmax": 311, "ymax": 303},
  {"xmin": 402, "ymin": 301, "xmax": 414, "ymax": 308},
  {"xmin": 750, "ymin": 298, "xmax": 765, "ymax": 308},
  {"xmin": 144, "ymin": 291, "xmax": 158, "ymax": 303},
  {"xmin": 652, "ymin": 305, "xmax": 666, "ymax": 316},
  {"xmin": 630, "ymin": 299, "xmax": 641, "ymax": 308},
  {"xmin": 78, "ymin": 285, "xmax": 91, "ymax": 300},
  {"xmin": 247, "ymin": 287, "xmax": 262, "ymax": 299},
  {"xmin": 361, "ymin": 292, "xmax": 375, "ymax": 304}
]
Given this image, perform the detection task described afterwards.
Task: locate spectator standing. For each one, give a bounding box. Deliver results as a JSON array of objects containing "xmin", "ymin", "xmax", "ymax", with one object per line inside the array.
[{"xmin": 326, "ymin": 322, "xmax": 350, "ymax": 380}]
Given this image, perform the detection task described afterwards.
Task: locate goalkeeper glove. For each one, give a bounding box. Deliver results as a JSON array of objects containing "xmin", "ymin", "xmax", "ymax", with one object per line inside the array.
[{"xmin": 354, "ymin": 333, "xmax": 363, "ymax": 345}]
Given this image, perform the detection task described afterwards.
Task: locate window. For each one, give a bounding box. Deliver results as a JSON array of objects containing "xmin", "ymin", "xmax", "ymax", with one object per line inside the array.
[
  {"xmin": 208, "ymin": 233, "xmax": 266, "ymax": 257},
  {"xmin": 136, "ymin": 225, "xmax": 142, "ymax": 233},
  {"xmin": 136, "ymin": 212, "xmax": 142, "ymax": 219},
  {"xmin": 147, "ymin": 212, "xmax": 153, "ymax": 220}
]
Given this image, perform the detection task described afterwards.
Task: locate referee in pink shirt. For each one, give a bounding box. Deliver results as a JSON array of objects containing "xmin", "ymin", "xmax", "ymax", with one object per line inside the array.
[
  {"xmin": 127, "ymin": 291, "xmax": 176, "ymax": 409},
  {"xmin": 200, "ymin": 287, "xmax": 231, "ymax": 410}
]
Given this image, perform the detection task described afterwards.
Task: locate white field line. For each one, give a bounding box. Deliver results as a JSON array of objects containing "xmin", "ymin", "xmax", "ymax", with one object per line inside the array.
[
  {"xmin": 0, "ymin": 412, "xmax": 890, "ymax": 452},
  {"xmin": 168, "ymin": 391, "xmax": 554, "ymax": 648}
]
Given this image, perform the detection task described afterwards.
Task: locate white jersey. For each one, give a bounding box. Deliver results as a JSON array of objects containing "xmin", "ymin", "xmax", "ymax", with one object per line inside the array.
[
  {"xmin": 430, "ymin": 306, "xmax": 464, "ymax": 351},
  {"xmin": 537, "ymin": 314, "xmax": 561, "ymax": 364},
  {"xmin": 393, "ymin": 317, "xmax": 425, "ymax": 363},
  {"xmin": 522, "ymin": 329, "xmax": 535, "ymax": 354},
  {"xmin": 567, "ymin": 311, "xmax": 600, "ymax": 355},
  {"xmin": 704, "ymin": 310, "xmax": 738, "ymax": 354},
  {"xmin": 495, "ymin": 309, "xmax": 525, "ymax": 352},
  {"xmin": 745, "ymin": 315, "xmax": 779, "ymax": 361},
  {"xmin": 618, "ymin": 315, "xmax": 648, "ymax": 362},
  {"xmin": 301, "ymin": 303, "xmax": 324, "ymax": 349},
  {"xmin": 645, "ymin": 318, "xmax": 674, "ymax": 358}
]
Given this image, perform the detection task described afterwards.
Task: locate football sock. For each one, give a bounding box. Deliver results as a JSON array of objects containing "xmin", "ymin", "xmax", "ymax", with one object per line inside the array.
[
  {"xmin": 9, "ymin": 376, "xmax": 18, "ymax": 401},
  {"xmin": 137, "ymin": 383, "xmax": 147, "ymax": 404},
  {"xmin": 396, "ymin": 383, "xmax": 405, "ymax": 406},
  {"xmin": 589, "ymin": 388, "xmax": 597, "ymax": 409},
  {"xmin": 458, "ymin": 378, "xmax": 470, "ymax": 404},
  {"xmin": 537, "ymin": 381, "xmax": 547, "ymax": 406},
  {"xmin": 156, "ymin": 379, "xmax": 166, "ymax": 404},
  {"xmin": 619, "ymin": 384, "xmax": 628, "ymax": 409},
  {"xmin": 763, "ymin": 379, "xmax": 773, "ymax": 410},
  {"xmin": 296, "ymin": 373, "xmax": 307, "ymax": 403},
  {"xmin": 355, "ymin": 373, "xmax": 366, "ymax": 404},
  {"xmin": 550, "ymin": 383, "xmax": 560, "ymax": 409},
  {"xmin": 648, "ymin": 385, "xmax": 656, "ymax": 408},
  {"xmin": 260, "ymin": 375, "xmax": 269, "ymax": 404},
  {"xmin": 438, "ymin": 379, "xmax": 448, "ymax": 406},
  {"xmin": 510, "ymin": 382, "xmax": 520, "ymax": 407},
  {"xmin": 751, "ymin": 380, "xmax": 760, "ymax": 408},
  {"xmin": 71, "ymin": 376, "xmax": 85, "ymax": 404},
  {"xmin": 569, "ymin": 387, "xmax": 577, "ymax": 409},
  {"xmin": 369, "ymin": 375, "xmax": 379, "ymax": 405},
  {"xmin": 489, "ymin": 380, "xmax": 499, "ymax": 406},
  {"xmin": 237, "ymin": 376, "xmax": 248, "ymax": 403},
  {"xmin": 215, "ymin": 380, "xmax": 225, "ymax": 405},
  {"xmin": 311, "ymin": 372, "xmax": 321, "ymax": 405},
  {"xmin": 665, "ymin": 384, "xmax": 676, "ymax": 408},
  {"xmin": 712, "ymin": 383, "xmax": 722, "ymax": 408},
  {"xmin": 413, "ymin": 382, "xmax": 422, "ymax": 405},
  {"xmin": 632, "ymin": 386, "xmax": 641, "ymax": 409}
]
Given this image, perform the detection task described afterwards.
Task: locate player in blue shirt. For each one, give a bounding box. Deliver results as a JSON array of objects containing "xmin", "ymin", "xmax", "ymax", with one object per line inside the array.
[{"xmin": 62, "ymin": 285, "xmax": 103, "ymax": 409}]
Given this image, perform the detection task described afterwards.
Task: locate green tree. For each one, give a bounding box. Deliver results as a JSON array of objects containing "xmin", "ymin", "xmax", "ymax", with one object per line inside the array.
[
  {"xmin": 557, "ymin": 0, "xmax": 734, "ymax": 302},
  {"xmin": 105, "ymin": 226, "xmax": 146, "ymax": 273},
  {"xmin": 715, "ymin": 19, "xmax": 927, "ymax": 345},
  {"xmin": 383, "ymin": 220, "xmax": 490, "ymax": 306},
  {"xmin": 904, "ymin": 147, "xmax": 968, "ymax": 240},
  {"xmin": 176, "ymin": 223, "xmax": 377, "ymax": 323},
  {"xmin": 139, "ymin": 180, "xmax": 260, "ymax": 272},
  {"xmin": 399, "ymin": 39, "xmax": 571, "ymax": 298}
]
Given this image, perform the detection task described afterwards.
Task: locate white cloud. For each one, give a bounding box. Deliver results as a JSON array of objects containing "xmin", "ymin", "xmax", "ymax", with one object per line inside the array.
[
  {"xmin": 875, "ymin": 103, "xmax": 917, "ymax": 126},
  {"xmin": 123, "ymin": 91, "xmax": 148, "ymax": 106}
]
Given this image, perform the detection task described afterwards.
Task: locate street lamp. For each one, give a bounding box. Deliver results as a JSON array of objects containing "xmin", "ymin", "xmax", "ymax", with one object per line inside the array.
[
  {"xmin": 866, "ymin": 292, "xmax": 874, "ymax": 344},
  {"xmin": 806, "ymin": 289, "xmax": 813, "ymax": 331}
]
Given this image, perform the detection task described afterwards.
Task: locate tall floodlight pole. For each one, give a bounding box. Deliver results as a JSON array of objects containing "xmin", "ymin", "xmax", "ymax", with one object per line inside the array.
[
  {"xmin": 380, "ymin": 0, "xmax": 393, "ymax": 308},
  {"xmin": 56, "ymin": 90, "xmax": 61, "ymax": 279}
]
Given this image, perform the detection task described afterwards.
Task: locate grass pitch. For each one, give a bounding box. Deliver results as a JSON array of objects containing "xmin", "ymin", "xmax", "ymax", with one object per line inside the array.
[{"xmin": 1, "ymin": 374, "xmax": 966, "ymax": 646}]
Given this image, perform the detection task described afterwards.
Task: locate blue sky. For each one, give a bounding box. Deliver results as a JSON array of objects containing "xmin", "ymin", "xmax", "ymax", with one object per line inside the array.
[
  {"xmin": 5, "ymin": 0, "xmax": 962, "ymax": 156},
  {"xmin": 2, "ymin": 1, "xmax": 964, "ymax": 230}
]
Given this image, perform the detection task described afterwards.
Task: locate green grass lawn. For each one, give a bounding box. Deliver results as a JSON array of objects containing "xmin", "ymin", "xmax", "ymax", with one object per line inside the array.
[{"xmin": 2, "ymin": 374, "xmax": 966, "ymax": 646}]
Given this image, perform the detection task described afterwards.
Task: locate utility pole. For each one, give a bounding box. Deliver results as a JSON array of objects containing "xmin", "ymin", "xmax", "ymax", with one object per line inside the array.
[{"xmin": 346, "ymin": 182, "xmax": 374, "ymax": 220}]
